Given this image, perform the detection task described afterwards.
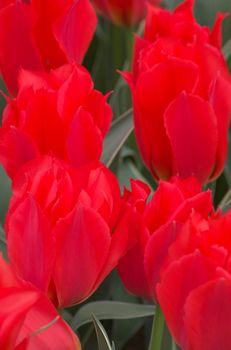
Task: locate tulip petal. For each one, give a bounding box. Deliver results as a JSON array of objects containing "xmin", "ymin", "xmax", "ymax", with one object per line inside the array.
[
  {"xmin": 143, "ymin": 180, "xmax": 184, "ymax": 233},
  {"xmin": 184, "ymin": 277, "xmax": 231, "ymax": 350},
  {"xmin": 145, "ymin": 222, "xmax": 177, "ymax": 301},
  {"xmin": 53, "ymin": 202, "xmax": 111, "ymax": 307},
  {"xmin": 67, "ymin": 108, "xmax": 103, "ymax": 167},
  {"xmin": 164, "ymin": 92, "xmax": 218, "ymax": 183},
  {"xmin": 84, "ymin": 90, "xmax": 112, "ymax": 137},
  {"xmin": 136, "ymin": 57, "xmax": 199, "ymax": 179},
  {"xmin": 0, "ymin": 2, "xmax": 42, "ymax": 94},
  {"xmin": 17, "ymin": 295, "xmax": 81, "ymax": 350},
  {"xmin": 209, "ymin": 74, "xmax": 231, "ymax": 179},
  {"xmin": 118, "ymin": 237, "xmax": 151, "ymax": 300},
  {"xmin": 7, "ymin": 195, "xmax": 55, "ymax": 293},
  {"xmin": 0, "ymin": 126, "xmax": 38, "ymax": 178},
  {"xmin": 95, "ymin": 201, "xmax": 147, "ymax": 297},
  {"xmin": 157, "ymin": 252, "xmax": 216, "ymax": 348},
  {"xmin": 54, "ymin": 0, "xmax": 97, "ymax": 64},
  {"xmin": 56, "ymin": 64, "xmax": 93, "ymax": 120},
  {"xmin": 145, "ymin": 190, "xmax": 213, "ymax": 300},
  {"xmin": 210, "ymin": 13, "xmax": 227, "ymax": 49},
  {"xmin": 0, "ymin": 287, "xmax": 39, "ymax": 350}
]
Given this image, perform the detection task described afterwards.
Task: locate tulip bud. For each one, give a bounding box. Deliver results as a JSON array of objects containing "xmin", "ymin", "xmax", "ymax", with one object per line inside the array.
[{"xmin": 92, "ymin": 0, "xmax": 161, "ymax": 26}]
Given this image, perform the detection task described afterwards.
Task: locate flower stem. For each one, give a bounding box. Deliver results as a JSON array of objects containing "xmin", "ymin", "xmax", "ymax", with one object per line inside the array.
[
  {"xmin": 126, "ymin": 26, "xmax": 134, "ymax": 67},
  {"xmin": 148, "ymin": 304, "xmax": 165, "ymax": 350}
]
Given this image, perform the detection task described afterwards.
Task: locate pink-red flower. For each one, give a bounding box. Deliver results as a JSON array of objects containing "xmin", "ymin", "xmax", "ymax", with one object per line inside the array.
[
  {"xmin": 92, "ymin": 0, "xmax": 161, "ymax": 26},
  {"xmin": 5, "ymin": 156, "xmax": 139, "ymax": 308},
  {"xmin": 118, "ymin": 176, "xmax": 213, "ymax": 300},
  {"xmin": 0, "ymin": 0, "xmax": 97, "ymax": 94},
  {"xmin": 0, "ymin": 63, "xmax": 112, "ymax": 179},
  {"xmin": 123, "ymin": 0, "xmax": 231, "ymax": 184},
  {"xmin": 0, "ymin": 254, "xmax": 80, "ymax": 349},
  {"xmin": 157, "ymin": 208, "xmax": 231, "ymax": 350}
]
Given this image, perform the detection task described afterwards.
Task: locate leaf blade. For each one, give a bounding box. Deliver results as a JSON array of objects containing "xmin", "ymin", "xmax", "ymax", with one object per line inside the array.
[{"xmin": 71, "ymin": 301, "xmax": 155, "ymax": 330}]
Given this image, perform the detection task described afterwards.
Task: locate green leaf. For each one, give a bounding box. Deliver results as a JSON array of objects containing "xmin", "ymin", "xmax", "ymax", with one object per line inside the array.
[
  {"xmin": 71, "ymin": 301, "xmax": 155, "ymax": 330},
  {"xmin": 93, "ymin": 315, "xmax": 115, "ymax": 350},
  {"xmin": 0, "ymin": 165, "xmax": 12, "ymax": 225},
  {"xmin": 101, "ymin": 109, "xmax": 133, "ymax": 167},
  {"xmin": 223, "ymin": 38, "xmax": 231, "ymax": 60},
  {"xmin": 0, "ymin": 224, "xmax": 6, "ymax": 244}
]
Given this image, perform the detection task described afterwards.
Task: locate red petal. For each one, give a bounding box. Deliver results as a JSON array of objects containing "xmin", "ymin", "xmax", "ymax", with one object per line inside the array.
[
  {"xmin": 210, "ymin": 13, "xmax": 227, "ymax": 49},
  {"xmin": 53, "ymin": 202, "xmax": 111, "ymax": 307},
  {"xmin": 157, "ymin": 252, "xmax": 216, "ymax": 348},
  {"xmin": 95, "ymin": 201, "xmax": 148, "ymax": 298},
  {"xmin": 57, "ymin": 65, "xmax": 93, "ymax": 121},
  {"xmin": 84, "ymin": 90, "xmax": 112, "ymax": 137},
  {"xmin": 136, "ymin": 57, "xmax": 199, "ymax": 179},
  {"xmin": 54, "ymin": 0, "xmax": 97, "ymax": 64},
  {"xmin": 17, "ymin": 294, "xmax": 81, "ymax": 350},
  {"xmin": 7, "ymin": 195, "xmax": 55, "ymax": 292},
  {"xmin": 143, "ymin": 180, "xmax": 184, "ymax": 233},
  {"xmin": 164, "ymin": 92, "xmax": 218, "ymax": 183},
  {"xmin": 118, "ymin": 239, "xmax": 151, "ymax": 300},
  {"xmin": 0, "ymin": 287, "xmax": 39, "ymax": 350},
  {"xmin": 0, "ymin": 126, "xmax": 38, "ymax": 178},
  {"xmin": 184, "ymin": 277, "xmax": 231, "ymax": 350},
  {"xmin": 209, "ymin": 73, "xmax": 231, "ymax": 180},
  {"xmin": 0, "ymin": 2, "xmax": 42, "ymax": 94},
  {"xmin": 67, "ymin": 108, "xmax": 103, "ymax": 167}
]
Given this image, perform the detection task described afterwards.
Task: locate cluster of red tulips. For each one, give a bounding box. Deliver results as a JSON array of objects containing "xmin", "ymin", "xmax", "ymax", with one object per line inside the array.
[{"xmin": 0, "ymin": 0, "xmax": 231, "ymax": 349}]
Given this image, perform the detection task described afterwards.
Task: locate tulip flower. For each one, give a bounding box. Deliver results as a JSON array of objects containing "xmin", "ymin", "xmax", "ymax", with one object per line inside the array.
[
  {"xmin": 123, "ymin": 0, "xmax": 231, "ymax": 184},
  {"xmin": 0, "ymin": 63, "xmax": 112, "ymax": 179},
  {"xmin": 0, "ymin": 0, "xmax": 97, "ymax": 94},
  {"xmin": 92, "ymin": 0, "xmax": 161, "ymax": 26},
  {"xmin": 157, "ymin": 209, "xmax": 231, "ymax": 350},
  {"xmin": 5, "ymin": 155, "xmax": 139, "ymax": 308},
  {"xmin": 0, "ymin": 254, "xmax": 81, "ymax": 350},
  {"xmin": 118, "ymin": 176, "xmax": 213, "ymax": 300}
]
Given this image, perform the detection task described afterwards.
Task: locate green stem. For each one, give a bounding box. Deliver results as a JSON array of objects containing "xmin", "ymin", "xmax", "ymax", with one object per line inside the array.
[
  {"xmin": 148, "ymin": 304, "xmax": 165, "ymax": 350},
  {"xmin": 126, "ymin": 26, "xmax": 134, "ymax": 68}
]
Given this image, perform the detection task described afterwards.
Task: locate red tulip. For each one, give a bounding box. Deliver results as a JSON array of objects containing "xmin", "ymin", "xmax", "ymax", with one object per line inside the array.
[
  {"xmin": 5, "ymin": 155, "xmax": 139, "ymax": 307},
  {"xmin": 123, "ymin": 0, "xmax": 231, "ymax": 184},
  {"xmin": 0, "ymin": 254, "xmax": 81, "ymax": 350},
  {"xmin": 157, "ymin": 209, "xmax": 231, "ymax": 350},
  {"xmin": 92, "ymin": 0, "xmax": 161, "ymax": 26},
  {"xmin": 0, "ymin": 63, "xmax": 112, "ymax": 178},
  {"xmin": 118, "ymin": 176, "xmax": 213, "ymax": 300},
  {"xmin": 0, "ymin": 0, "xmax": 97, "ymax": 94}
]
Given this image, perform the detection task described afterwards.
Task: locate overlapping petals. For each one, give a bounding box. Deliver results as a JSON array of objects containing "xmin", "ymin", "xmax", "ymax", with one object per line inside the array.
[
  {"xmin": 0, "ymin": 0, "xmax": 97, "ymax": 94},
  {"xmin": 5, "ymin": 156, "xmax": 139, "ymax": 307},
  {"xmin": 118, "ymin": 176, "xmax": 213, "ymax": 300},
  {"xmin": 0, "ymin": 254, "xmax": 80, "ymax": 349},
  {"xmin": 157, "ymin": 209, "xmax": 231, "ymax": 350},
  {"xmin": 0, "ymin": 63, "xmax": 112, "ymax": 178},
  {"xmin": 123, "ymin": 0, "xmax": 231, "ymax": 183}
]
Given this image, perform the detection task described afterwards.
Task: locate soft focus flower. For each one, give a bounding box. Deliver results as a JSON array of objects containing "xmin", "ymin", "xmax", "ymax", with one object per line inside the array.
[
  {"xmin": 118, "ymin": 176, "xmax": 213, "ymax": 300},
  {"xmin": 5, "ymin": 155, "xmax": 139, "ymax": 308},
  {"xmin": 123, "ymin": 0, "xmax": 231, "ymax": 184},
  {"xmin": 157, "ymin": 208, "xmax": 231, "ymax": 350},
  {"xmin": 0, "ymin": 0, "xmax": 97, "ymax": 94},
  {"xmin": 92, "ymin": 0, "xmax": 161, "ymax": 26},
  {"xmin": 0, "ymin": 63, "xmax": 112, "ymax": 179},
  {"xmin": 0, "ymin": 254, "xmax": 81, "ymax": 350}
]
